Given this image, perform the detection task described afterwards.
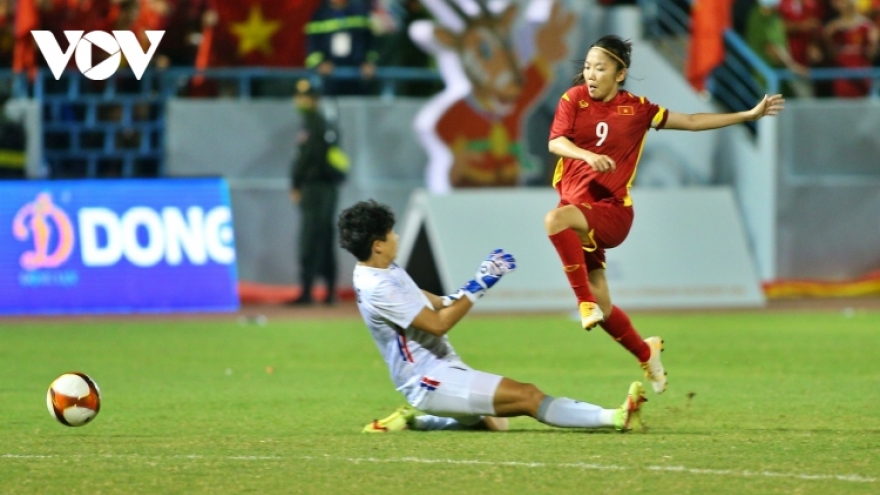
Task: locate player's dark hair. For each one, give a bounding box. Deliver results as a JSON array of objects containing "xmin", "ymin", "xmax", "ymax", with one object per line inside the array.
[
  {"xmin": 338, "ymin": 200, "xmax": 396, "ymax": 261},
  {"xmin": 574, "ymin": 35, "xmax": 632, "ymax": 86}
]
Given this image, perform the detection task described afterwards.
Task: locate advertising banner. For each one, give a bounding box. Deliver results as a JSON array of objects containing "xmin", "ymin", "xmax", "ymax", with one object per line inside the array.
[{"xmin": 0, "ymin": 178, "xmax": 239, "ymax": 315}]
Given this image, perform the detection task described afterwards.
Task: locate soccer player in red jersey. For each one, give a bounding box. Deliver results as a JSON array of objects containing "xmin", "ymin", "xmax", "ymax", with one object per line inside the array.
[
  {"xmin": 824, "ymin": 0, "xmax": 879, "ymax": 97},
  {"xmin": 545, "ymin": 35, "xmax": 785, "ymax": 394}
]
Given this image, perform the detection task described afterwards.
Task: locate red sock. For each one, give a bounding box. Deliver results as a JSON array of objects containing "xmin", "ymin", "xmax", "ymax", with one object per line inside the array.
[
  {"xmin": 600, "ymin": 305, "xmax": 650, "ymax": 362},
  {"xmin": 548, "ymin": 229, "xmax": 595, "ymax": 303}
]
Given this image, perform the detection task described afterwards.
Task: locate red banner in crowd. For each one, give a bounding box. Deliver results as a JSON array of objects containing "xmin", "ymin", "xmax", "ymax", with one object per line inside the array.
[
  {"xmin": 197, "ymin": 0, "xmax": 320, "ymax": 68},
  {"xmin": 12, "ymin": 0, "xmax": 39, "ymax": 74},
  {"xmin": 685, "ymin": 0, "xmax": 731, "ymax": 92},
  {"xmin": 13, "ymin": 0, "xmax": 124, "ymax": 75}
]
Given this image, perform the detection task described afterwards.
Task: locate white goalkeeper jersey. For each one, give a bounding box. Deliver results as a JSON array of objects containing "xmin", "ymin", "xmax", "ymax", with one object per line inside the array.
[{"xmin": 353, "ymin": 263, "xmax": 463, "ymax": 401}]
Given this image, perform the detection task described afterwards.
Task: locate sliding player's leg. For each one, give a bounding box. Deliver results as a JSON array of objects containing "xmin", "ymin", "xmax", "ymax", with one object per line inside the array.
[
  {"xmin": 544, "ymin": 205, "xmax": 603, "ymax": 329},
  {"xmin": 370, "ymin": 364, "xmax": 646, "ymax": 433},
  {"xmin": 590, "ymin": 268, "xmax": 667, "ymax": 394},
  {"xmin": 363, "ymin": 405, "xmax": 508, "ymax": 432},
  {"xmin": 491, "ymin": 377, "xmax": 645, "ymax": 431}
]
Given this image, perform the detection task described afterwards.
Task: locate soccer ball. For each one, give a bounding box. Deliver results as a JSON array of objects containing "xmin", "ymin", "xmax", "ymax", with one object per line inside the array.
[{"xmin": 46, "ymin": 372, "xmax": 101, "ymax": 427}]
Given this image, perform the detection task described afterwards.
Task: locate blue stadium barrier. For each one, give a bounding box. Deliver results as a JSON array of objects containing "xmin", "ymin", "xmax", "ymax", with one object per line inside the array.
[
  {"xmin": 158, "ymin": 66, "xmax": 440, "ymax": 99},
  {"xmin": 0, "ymin": 66, "xmax": 441, "ymax": 179}
]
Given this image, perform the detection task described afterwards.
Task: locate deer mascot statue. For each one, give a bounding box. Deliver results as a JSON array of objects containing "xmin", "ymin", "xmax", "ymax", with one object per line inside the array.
[{"xmin": 410, "ymin": 0, "xmax": 574, "ymax": 192}]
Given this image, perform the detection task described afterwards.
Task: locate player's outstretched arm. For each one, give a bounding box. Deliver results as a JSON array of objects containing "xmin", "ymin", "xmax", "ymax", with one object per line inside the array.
[
  {"xmin": 411, "ymin": 297, "xmax": 474, "ymax": 337},
  {"xmin": 664, "ymin": 94, "xmax": 785, "ymax": 131},
  {"xmin": 411, "ymin": 249, "xmax": 517, "ymax": 337}
]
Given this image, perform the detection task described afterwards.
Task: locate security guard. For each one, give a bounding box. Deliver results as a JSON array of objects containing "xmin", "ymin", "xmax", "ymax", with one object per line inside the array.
[{"xmin": 289, "ymin": 79, "xmax": 348, "ymax": 305}]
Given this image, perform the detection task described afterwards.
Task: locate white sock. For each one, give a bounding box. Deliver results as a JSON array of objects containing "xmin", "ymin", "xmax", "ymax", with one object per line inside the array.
[
  {"xmin": 536, "ymin": 396, "xmax": 615, "ymax": 428},
  {"xmin": 598, "ymin": 408, "xmax": 616, "ymax": 427}
]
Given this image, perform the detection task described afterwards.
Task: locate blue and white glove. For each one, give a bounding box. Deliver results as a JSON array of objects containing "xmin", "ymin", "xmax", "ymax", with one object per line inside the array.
[{"xmin": 455, "ymin": 249, "xmax": 517, "ymax": 303}]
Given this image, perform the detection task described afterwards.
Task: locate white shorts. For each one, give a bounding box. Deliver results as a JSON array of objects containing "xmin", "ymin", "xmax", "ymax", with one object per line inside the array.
[{"xmin": 408, "ymin": 363, "xmax": 503, "ymax": 419}]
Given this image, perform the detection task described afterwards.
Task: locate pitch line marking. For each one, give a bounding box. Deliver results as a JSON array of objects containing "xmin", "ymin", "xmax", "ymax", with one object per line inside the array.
[
  {"xmin": 304, "ymin": 455, "xmax": 877, "ymax": 484},
  {"xmin": 3, "ymin": 454, "xmax": 875, "ymax": 484}
]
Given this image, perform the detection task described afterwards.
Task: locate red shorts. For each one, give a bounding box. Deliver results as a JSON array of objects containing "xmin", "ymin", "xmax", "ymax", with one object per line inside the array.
[{"xmin": 560, "ymin": 198, "xmax": 634, "ymax": 271}]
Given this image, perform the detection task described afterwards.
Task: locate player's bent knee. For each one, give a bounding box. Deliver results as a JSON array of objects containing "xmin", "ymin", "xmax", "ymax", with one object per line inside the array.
[
  {"xmin": 544, "ymin": 206, "xmax": 580, "ymax": 234},
  {"xmin": 544, "ymin": 210, "xmax": 562, "ymax": 234}
]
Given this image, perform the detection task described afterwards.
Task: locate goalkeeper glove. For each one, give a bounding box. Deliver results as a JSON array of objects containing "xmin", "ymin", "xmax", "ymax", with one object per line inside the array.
[{"xmin": 456, "ymin": 249, "xmax": 517, "ymax": 303}]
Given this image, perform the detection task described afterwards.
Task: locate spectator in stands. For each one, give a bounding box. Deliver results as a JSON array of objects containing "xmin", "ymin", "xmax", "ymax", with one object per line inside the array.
[
  {"xmin": 745, "ymin": 0, "xmax": 812, "ymax": 95},
  {"xmin": 288, "ymin": 79, "xmax": 348, "ymax": 306},
  {"xmin": 370, "ymin": 0, "xmax": 398, "ymax": 66},
  {"xmin": 734, "ymin": 0, "xmax": 758, "ymax": 35},
  {"xmin": 778, "ymin": 0, "xmax": 826, "ymax": 67},
  {"xmin": 824, "ymin": 0, "xmax": 879, "ymax": 95},
  {"xmin": 305, "ymin": 0, "xmax": 378, "ymax": 95},
  {"xmin": 152, "ymin": 0, "xmax": 212, "ymax": 69},
  {"xmin": 0, "ymin": 92, "xmax": 26, "ymax": 179},
  {"xmin": 39, "ymin": 0, "xmax": 117, "ymax": 37},
  {"xmin": 855, "ymin": 0, "xmax": 880, "ymax": 28},
  {"xmin": 383, "ymin": 0, "xmax": 439, "ymax": 97},
  {"xmin": 0, "ymin": 0, "xmax": 14, "ymax": 68}
]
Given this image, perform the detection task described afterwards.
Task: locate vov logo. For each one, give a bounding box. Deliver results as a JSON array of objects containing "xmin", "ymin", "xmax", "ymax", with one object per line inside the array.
[{"xmin": 31, "ymin": 30, "xmax": 164, "ymax": 81}]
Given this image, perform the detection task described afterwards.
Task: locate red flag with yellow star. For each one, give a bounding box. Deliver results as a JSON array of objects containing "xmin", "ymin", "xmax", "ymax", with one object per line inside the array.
[{"xmin": 199, "ymin": 0, "xmax": 321, "ymax": 67}]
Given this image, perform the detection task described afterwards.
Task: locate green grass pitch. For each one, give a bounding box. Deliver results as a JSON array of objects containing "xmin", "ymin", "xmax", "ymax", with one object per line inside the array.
[{"xmin": 1, "ymin": 308, "xmax": 878, "ymax": 494}]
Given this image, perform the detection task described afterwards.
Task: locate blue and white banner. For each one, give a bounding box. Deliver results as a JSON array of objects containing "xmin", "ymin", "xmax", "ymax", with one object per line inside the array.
[{"xmin": 0, "ymin": 178, "xmax": 239, "ymax": 314}]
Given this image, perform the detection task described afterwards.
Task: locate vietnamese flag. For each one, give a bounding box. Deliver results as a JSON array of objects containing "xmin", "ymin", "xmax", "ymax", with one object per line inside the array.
[
  {"xmin": 685, "ymin": 0, "xmax": 731, "ymax": 92},
  {"xmin": 196, "ymin": 0, "xmax": 321, "ymax": 68}
]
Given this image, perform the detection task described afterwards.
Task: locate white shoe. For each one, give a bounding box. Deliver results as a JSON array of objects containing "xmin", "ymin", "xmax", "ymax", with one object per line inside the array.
[
  {"xmin": 639, "ymin": 337, "xmax": 667, "ymax": 394},
  {"xmin": 579, "ymin": 302, "xmax": 604, "ymax": 330}
]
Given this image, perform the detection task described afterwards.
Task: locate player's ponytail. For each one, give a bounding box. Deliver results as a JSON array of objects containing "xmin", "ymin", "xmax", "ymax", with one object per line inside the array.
[{"xmin": 574, "ymin": 35, "xmax": 633, "ymax": 86}]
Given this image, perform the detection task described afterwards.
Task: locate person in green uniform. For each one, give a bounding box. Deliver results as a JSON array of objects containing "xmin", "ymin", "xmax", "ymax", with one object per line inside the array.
[
  {"xmin": 745, "ymin": 0, "xmax": 812, "ymax": 96},
  {"xmin": 288, "ymin": 79, "xmax": 348, "ymax": 306}
]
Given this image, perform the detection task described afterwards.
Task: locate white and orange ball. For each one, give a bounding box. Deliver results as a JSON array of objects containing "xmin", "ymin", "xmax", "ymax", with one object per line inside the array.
[{"xmin": 46, "ymin": 373, "xmax": 101, "ymax": 427}]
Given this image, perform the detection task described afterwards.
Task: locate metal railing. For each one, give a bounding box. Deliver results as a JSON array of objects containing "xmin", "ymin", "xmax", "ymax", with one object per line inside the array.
[
  {"xmin": 158, "ymin": 66, "xmax": 442, "ymax": 99},
  {"xmin": 713, "ymin": 30, "xmax": 778, "ymax": 133},
  {"xmin": 4, "ymin": 66, "xmax": 442, "ymax": 100},
  {"xmin": 0, "ymin": 66, "xmax": 443, "ymax": 178},
  {"xmin": 640, "ymin": 0, "xmax": 880, "ymax": 116}
]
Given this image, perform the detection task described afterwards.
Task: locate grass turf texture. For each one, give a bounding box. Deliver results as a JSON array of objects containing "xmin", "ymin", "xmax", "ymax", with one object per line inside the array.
[{"xmin": 1, "ymin": 310, "xmax": 878, "ymax": 494}]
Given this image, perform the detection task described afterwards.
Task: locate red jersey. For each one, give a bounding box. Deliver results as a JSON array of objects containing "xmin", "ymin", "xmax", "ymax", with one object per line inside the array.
[
  {"xmin": 830, "ymin": 16, "xmax": 876, "ymax": 97},
  {"xmin": 549, "ymin": 86, "xmax": 668, "ymax": 207},
  {"xmin": 832, "ymin": 17, "xmax": 875, "ymax": 67},
  {"xmin": 778, "ymin": 0, "xmax": 824, "ymax": 65}
]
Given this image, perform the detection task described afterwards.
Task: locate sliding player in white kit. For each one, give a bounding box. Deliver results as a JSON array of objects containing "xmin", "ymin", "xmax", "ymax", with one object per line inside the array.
[{"xmin": 338, "ymin": 200, "xmax": 648, "ymax": 433}]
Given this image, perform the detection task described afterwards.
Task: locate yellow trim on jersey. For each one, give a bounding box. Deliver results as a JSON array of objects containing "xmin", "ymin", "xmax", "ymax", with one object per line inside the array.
[
  {"xmin": 562, "ymin": 92, "xmax": 570, "ymax": 102},
  {"xmin": 552, "ymin": 157, "xmax": 564, "ymax": 186},
  {"xmin": 652, "ymin": 107, "xmax": 668, "ymax": 128},
  {"xmin": 639, "ymin": 96, "xmax": 645, "ymax": 104},
  {"xmin": 581, "ymin": 229, "xmax": 598, "ymax": 252},
  {"xmin": 622, "ymin": 130, "xmax": 651, "ymax": 207}
]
